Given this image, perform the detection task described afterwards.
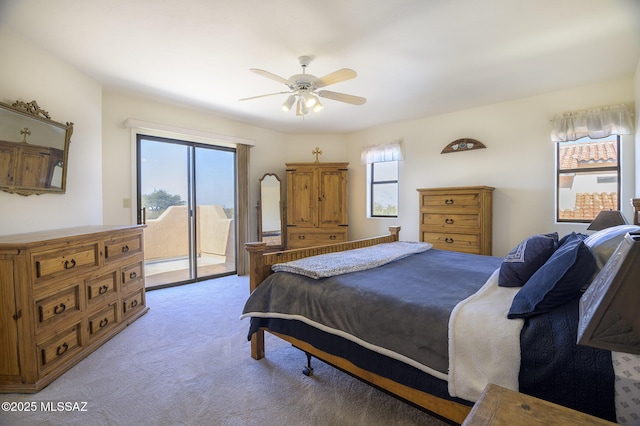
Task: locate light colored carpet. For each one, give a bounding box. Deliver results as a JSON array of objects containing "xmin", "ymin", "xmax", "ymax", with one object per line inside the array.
[{"xmin": 0, "ymin": 275, "xmax": 449, "ymax": 426}]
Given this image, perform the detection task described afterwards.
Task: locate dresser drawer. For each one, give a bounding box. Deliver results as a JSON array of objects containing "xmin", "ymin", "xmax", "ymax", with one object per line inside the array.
[
  {"xmin": 33, "ymin": 244, "xmax": 99, "ymax": 281},
  {"xmin": 420, "ymin": 192, "xmax": 481, "ymax": 211},
  {"xmin": 421, "ymin": 232, "xmax": 480, "ymax": 254},
  {"xmin": 104, "ymin": 233, "xmax": 143, "ymax": 264},
  {"xmin": 287, "ymin": 229, "xmax": 347, "ymax": 249},
  {"xmin": 123, "ymin": 288, "xmax": 145, "ymax": 319},
  {"xmin": 88, "ymin": 303, "xmax": 118, "ymax": 340},
  {"xmin": 121, "ymin": 261, "xmax": 143, "ymax": 293},
  {"xmin": 86, "ymin": 271, "xmax": 117, "ymax": 307},
  {"xmin": 37, "ymin": 324, "xmax": 81, "ymax": 372},
  {"xmin": 421, "ymin": 213, "xmax": 481, "ymax": 230},
  {"xmin": 35, "ymin": 285, "xmax": 81, "ymax": 329}
]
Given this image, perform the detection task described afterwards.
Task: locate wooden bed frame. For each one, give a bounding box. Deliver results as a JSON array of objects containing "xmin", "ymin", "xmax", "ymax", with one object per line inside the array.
[{"xmin": 245, "ymin": 226, "xmax": 472, "ymax": 424}]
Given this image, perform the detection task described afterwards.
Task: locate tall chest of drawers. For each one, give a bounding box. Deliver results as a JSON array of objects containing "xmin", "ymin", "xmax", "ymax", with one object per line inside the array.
[
  {"xmin": 417, "ymin": 186, "xmax": 494, "ymax": 255},
  {"xmin": 0, "ymin": 225, "xmax": 148, "ymax": 393}
]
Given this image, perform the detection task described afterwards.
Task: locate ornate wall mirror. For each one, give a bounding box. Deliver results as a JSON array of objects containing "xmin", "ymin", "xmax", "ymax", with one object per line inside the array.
[
  {"xmin": 258, "ymin": 173, "xmax": 284, "ymax": 251},
  {"xmin": 0, "ymin": 100, "xmax": 73, "ymax": 196}
]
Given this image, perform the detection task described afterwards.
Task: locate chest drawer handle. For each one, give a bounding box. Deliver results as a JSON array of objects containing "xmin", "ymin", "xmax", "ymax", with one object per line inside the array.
[
  {"xmin": 54, "ymin": 303, "xmax": 66, "ymax": 315},
  {"xmin": 122, "ymin": 245, "xmax": 130, "ymax": 253},
  {"xmin": 99, "ymin": 318, "xmax": 109, "ymax": 328},
  {"xmin": 129, "ymin": 271, "xmax": 138, "ymax": 279},
  {"xmin": 56, "ymin": 342, "xmax": 69, "ymax": 356},
  {"xmin": 445, "ymin": 237, "xmax": 455, "ymax": 244},
  {"xmin": 297, "ymin": 235, "xmax": 306, "ymax": 240},
  {"xmin": 64, "ymin": 259, "xmax": 76, "ymax": 269},
  {"xmin": 130, "ymin": 299, "xmax": 139, "ymax": 308},
  {"xmin": 329, "ymin": 235, "xmax": 337, "ymax": 240},
  {"xmin": 444, "ymin": 199, "xmax": 454, "ymax": 205},
  {"xmin": 445, "ymin": 218, "xmax": 454, "ymax": 224},
  {"xmin": 98, "ymin": 285, "xmax": 109, "ymax": 295}
]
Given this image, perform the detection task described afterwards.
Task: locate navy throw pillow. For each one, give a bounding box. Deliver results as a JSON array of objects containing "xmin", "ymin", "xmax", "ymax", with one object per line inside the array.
[
  {"xmin": 507, "ymin": 232, "xmax": 595, "ymax": 319},
  {"xmin": 498, "ymin": 233, "xmax": 558, "ymax": 287}
]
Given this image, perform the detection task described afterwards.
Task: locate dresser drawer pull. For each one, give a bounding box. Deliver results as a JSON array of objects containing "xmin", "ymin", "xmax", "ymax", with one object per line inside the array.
[
  {"xmin": 445, "ymin": 218, "xmax": 455, "ymax": 224},
  {"xmin": 445, "ymin": 238, "xmax": 455, "ymax": 244},
  {"xmin": 64, "ymin": 259, "xmax": 77, "ymax": 269},
  {"xmin": 54, "ymin": 303, "xmax": 67, "ymax": 315},
  {"xmin": 297, "ymin": 235, "xmax": 306, "ymax": 240},
  {"xmin": 444, "ymin": 199, "xmax": 454, "ymax": 205},
  {"xmin": 122, "ymin": 245, "xmax": 130, "ymax": 253},
  {"xmin": 56, "ymin": 342, "xmax": 69, "ymax": 357},
  {"xmin": 129, "ymin": 271, "xmax": 137, "ymax": 279},
  {"xmin": 98, "ymin": 285, "xmax": 109, "ymax": 295},
  {"xmin": 329, "ymin": 235, "xmax": 337, "ymax": 240},
  {"xmin": 130, "ymin": 299, "xmax": 139, "ymax": 308},
  {"xmin": 99, "ymin": 318, "xmax": 109, "ymax": 328}
]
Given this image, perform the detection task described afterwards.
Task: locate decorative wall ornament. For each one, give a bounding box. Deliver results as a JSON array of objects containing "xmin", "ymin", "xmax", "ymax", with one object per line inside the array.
[
  {"xmin": 312, "ymin": 147, "xmax": 323, "ymax": 162},
  {"xmin": 441, "ymin": 138, "xmax": 486, "ymax": 154}
]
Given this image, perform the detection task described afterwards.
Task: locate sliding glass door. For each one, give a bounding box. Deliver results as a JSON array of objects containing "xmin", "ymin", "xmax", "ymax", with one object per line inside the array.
[{"xmin": 137, "ymin": 135, "xmax": 236, "ymax": 289}]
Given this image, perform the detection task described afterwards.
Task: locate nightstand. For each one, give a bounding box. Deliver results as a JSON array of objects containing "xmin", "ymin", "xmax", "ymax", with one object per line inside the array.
[{"xmin": 462, "ymin": 383, "xmax": 616, "ymax": 425}]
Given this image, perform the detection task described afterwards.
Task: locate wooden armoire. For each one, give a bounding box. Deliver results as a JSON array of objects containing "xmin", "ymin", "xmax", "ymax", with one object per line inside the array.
[{"xmin": 285, "ymin": 162, "xmax": 348, "ymax": 249}]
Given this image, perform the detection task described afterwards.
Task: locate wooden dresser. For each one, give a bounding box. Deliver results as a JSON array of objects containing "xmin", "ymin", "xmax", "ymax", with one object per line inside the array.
[
  {"xmin": 417, "ymin": 186, "xmax": 494, "ymax": 255},
  {"xmin": 0, "ymin": 225, "xmax": 148, "ymax": 393},
  {"xmin": 285, "ymin": 162, "xmax": 348, "ymax": 249}
]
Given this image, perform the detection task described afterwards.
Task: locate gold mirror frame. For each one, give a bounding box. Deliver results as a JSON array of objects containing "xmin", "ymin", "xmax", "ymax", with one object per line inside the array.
[
  {"xmin": 257, "ymin": 173, "xmax": 285, "ymax": 251},
  {"xmin": 0, "ymin": 100, "xmax": 73, "ymax": 196}
]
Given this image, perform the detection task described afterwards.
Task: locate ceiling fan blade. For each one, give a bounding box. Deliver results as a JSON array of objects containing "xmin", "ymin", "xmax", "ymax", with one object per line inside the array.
[
  {"xmin": 250, "ymin": 68, "xmax": 292, "ymax": 86},
  {"xmin": 315, "ymin": 68, "xmax": 357, "ymax": 88},
  {"xmin": 317, "ymin": 90, "xmax": 366, "ymax": 106},
  {"xmin": 239, "ymin": 91, "xmax": 290, "ymax": 101}
]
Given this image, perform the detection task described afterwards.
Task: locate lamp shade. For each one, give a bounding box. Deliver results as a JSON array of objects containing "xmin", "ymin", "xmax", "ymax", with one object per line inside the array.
[
  {"xmin": 282, "ymin": 95, "xmax": 296, "ymax": 112},
  {"xmin": 578, "ymin": 232, "xmax": 640, "ymax": 354},
  {"xmin": 587, "ymin": 210, "xmax": 628, "ymax": 231}
]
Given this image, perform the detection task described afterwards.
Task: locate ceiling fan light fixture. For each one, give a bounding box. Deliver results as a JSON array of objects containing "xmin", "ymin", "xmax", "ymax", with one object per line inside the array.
[
  {"xmin": 303, "ymin": 92, "xmax": 317, "ymax": 108},
  {"xmin": 282, "ymin": 95, "xmax": 296, "ymax": 112},
  {"xmin": 243, "ymin": 56, "xmax": 366, "ymax": 118},
  {"xmin": 299, "ymin": 98, "xmax": 309, "ymax": 115}
]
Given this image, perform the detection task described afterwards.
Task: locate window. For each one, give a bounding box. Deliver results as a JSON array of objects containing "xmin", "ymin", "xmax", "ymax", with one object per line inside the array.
[
  {"xmin": 556, "ymin": 136, "xmax": 620, "ymax": 223},
  {"xmin": 369, "ymin": 161, "xmax": 398, "ymax": 217}
]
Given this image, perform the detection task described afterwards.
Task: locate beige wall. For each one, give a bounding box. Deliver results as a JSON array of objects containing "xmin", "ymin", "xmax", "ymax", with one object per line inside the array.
[
  {"xmin": 0, "ymin": 28, "xmax": 103, "ymax": 235},
  {"xmin": 345, "ymin": 78, "xmax": 636, "ymax": 256}
]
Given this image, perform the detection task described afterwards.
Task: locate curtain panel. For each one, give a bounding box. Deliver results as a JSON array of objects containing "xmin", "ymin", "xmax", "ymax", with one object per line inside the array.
[
  {"xmin": 550, "ymin": 104, "xmax": 634, "ymax": 142},
  {"xmin": 360, "ymin": 141, "xmax": 403, "ymax": 164}
]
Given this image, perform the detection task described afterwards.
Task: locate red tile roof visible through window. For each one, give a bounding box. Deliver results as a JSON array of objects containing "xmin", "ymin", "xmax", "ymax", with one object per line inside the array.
[
  {"xmin": 559, "ymin": 192, "xmax": 618, "ymax": 220},
  {"xmin": 558, "ymin": 140, "xmax": 617, "ymax": 170}
]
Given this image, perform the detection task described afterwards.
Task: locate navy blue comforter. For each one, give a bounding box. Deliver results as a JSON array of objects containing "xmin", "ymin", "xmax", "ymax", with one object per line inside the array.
[{"xmin": 519, "ymin": 297, "xmax": 615, "ymax": 421}]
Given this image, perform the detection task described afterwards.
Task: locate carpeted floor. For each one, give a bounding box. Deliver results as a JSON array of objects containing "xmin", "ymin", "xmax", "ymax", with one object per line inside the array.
[{"xmin": 0, "ymin": 275, "xmax": 449, "ymax": 426}]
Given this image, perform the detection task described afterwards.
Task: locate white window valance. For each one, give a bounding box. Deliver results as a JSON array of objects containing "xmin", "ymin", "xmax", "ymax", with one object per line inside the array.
[
  {"xmin": 550, "ymin": 104, "xmax": 634, "ymax": 142},
  {"xmin": 360, "ymin": 141, "xmax": 403, "ymax": 164}
]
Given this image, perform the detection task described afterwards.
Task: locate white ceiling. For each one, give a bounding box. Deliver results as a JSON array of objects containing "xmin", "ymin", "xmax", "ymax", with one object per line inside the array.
[{"xmin": 2, "ymin": 0, "xmax": 639, "ymax": 134}]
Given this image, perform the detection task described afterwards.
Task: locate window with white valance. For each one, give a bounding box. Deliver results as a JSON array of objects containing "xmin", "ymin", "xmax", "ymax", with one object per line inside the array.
[
  {"xmin": 362, "ymin": 141, "xmax": 402, "ymax": 218},
  {"xmin": 551, "ymin": 104, "xmax": 632, "ymax": 224},
  {"xmin": 550, "ymin": 103, "xmax": 634, "ymax": 142},
  {"xmin": 360, "ymin": 141, "xmax": 403, "ymax": 164}
]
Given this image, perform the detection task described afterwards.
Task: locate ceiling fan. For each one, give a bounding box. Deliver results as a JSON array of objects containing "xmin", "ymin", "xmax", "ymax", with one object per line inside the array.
[{"xmin": 239, "ymin": 56, "xmax": 366, "ymax": 116}]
